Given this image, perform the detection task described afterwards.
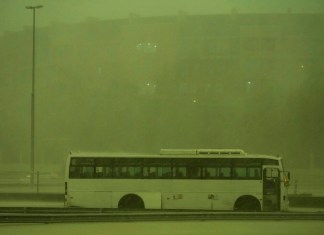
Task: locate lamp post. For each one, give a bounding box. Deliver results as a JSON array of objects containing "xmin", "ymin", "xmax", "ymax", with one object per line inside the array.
[{"xmin": 26, "ymin": 5, "xmax": 43, "ymax": 184}]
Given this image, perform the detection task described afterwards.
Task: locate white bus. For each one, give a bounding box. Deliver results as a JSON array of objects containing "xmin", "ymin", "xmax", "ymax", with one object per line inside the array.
[{"xmin": 65, "ymin": 149, "xmax": 290, "ymax": 211}]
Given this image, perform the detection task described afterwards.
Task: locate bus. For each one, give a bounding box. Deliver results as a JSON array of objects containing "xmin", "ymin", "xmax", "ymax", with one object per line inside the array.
[{"xmin": 65, "ymin": 149, "xmax": 290, "ymax": 211}]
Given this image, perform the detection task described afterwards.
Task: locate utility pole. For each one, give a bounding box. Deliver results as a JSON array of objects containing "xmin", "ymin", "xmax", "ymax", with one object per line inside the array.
[{"xmin": 26, "ymin": 5, "xmax": 43, "ymax": 184}]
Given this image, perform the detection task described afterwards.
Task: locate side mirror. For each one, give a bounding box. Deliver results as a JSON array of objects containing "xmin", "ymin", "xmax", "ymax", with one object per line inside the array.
[{"xmin": 284, "ymin": 171, "xmax": 290, "ymax": 187}]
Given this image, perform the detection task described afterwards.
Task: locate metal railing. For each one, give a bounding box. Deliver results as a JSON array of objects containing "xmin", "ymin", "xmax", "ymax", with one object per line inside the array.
[{"xmin": 0, "ymin": 171, "xmax": 64, "ymax": 193}]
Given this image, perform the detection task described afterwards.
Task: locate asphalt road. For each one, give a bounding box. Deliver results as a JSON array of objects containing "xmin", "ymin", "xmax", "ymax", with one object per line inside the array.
[{"xmin": 1, "ymin": 220, "xmax": 324, "ymax": 235}]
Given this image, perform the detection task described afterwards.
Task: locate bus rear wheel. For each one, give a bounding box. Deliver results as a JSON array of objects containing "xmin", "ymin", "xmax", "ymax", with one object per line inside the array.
[
  {"xmin": 234, "ymin": 196, "xmax": 261, "ymax": 212},
  {"xmin": 118, "ymin": 194, "xmax": 145, "ymax": 209}
]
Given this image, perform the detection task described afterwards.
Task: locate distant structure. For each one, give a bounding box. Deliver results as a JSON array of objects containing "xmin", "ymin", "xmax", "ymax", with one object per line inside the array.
[{"xmin": 0, "ymin": 12, "xmax": 323, "ymax": 167}]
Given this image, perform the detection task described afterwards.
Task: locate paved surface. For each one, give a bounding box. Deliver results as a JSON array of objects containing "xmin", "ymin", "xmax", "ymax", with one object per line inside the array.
[{"xmin": 1, "ymin": 220, "xmax": 324, "ymax": 235}]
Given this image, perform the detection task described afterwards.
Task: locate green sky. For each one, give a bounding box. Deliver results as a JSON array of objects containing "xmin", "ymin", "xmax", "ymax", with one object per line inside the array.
[{"xmin": 0, "ymin": 0, "xmax": 323, "ymax": 34}]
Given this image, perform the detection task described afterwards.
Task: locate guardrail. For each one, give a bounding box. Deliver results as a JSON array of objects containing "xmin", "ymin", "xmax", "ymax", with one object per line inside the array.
[
  {"xmin": 1, "ymin": 210, "xmax": 324, "ymax": 223},
  {"xmin": 0, "ymin": 171, "xmax": 64, "ymax": 193}
]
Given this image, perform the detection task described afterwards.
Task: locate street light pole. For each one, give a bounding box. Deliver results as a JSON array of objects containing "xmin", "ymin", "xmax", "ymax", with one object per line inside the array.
[{"xmin": 26, "ymin": 5, "xmax": 43, "ymax": 184}]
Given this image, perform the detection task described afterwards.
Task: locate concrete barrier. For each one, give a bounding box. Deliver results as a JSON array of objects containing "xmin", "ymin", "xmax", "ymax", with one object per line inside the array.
[
  {"xmin": 289, "ymin": 194, "xmax": 324, "ymax": 208},
  {"xmin": 0, "ymin": 193, "xmax": 64, "ymax": 201}
]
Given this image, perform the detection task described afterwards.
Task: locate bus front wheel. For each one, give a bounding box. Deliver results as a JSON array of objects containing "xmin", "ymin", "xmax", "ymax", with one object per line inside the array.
[
  {"xmin": 118, "ymin": 194, "xmax": 145, "ymax": 209},
  {"xmin": 234, "ymin": 195, "xmax": 261, "ymax": 212}
]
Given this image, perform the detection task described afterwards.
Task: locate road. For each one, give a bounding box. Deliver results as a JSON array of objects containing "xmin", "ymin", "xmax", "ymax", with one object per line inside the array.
[
  {"xmin": 0, "ymin": 201, "xmax": 323, "ymax": 234},
  {"xmin": 1, "ymin": 220, "xmax": 324, "ymax": 235}
]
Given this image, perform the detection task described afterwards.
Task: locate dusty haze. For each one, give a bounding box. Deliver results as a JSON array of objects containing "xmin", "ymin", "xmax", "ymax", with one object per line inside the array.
[{"xmin": 0, "ymin": 1, "xmax": 323, "ymax": 176}]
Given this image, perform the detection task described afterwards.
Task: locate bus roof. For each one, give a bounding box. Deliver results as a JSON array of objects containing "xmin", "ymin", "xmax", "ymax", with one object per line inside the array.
[
  {"xmin": 69, "ymin": 149, "xmax": 281, "ymax": 160},
  {"xmin": 160, "ymin": 149, "xmax": 246, "ymax": 155}
]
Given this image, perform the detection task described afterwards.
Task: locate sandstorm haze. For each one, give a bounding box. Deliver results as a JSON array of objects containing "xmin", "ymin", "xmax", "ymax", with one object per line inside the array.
[{"xmin": 0, "ymin": 0, "xmax": 323, "ymax": 172}]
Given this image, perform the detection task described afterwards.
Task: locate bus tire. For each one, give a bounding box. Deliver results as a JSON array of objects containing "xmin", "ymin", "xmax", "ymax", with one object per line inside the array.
[
  {"xmin": 118, "ymin": 194, "xmax": 145, "ymax": 209},
  {"xmin": 234, "ymin": 195, "xmax": 261, "ymax": 212}
]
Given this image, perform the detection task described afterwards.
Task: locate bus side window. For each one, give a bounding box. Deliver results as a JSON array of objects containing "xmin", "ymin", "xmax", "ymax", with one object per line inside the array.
[
  {"xmin": 249, "ymin": 167, "xmax": 261, "ymax": 179},
  {"xmin": 189, "ymin": 166, "xmax": 201, "ymax": 178},
  {"xmin": 82, "ymin": 166, "xmax": 94, "ymax": 178},
  {"xmin": 95, "ymin": 166, "xmax": 104, "ymax": 178},
  {"xmin": 203, "ymin": 167, "xmax": 216, "ymax": 178},
  {"xmin": 103, "ymin": 167, "xmax": 112, "ymax": 178},
  {"xmin": 232, "ymin": 167, "xmax": 247, "ymax": 178},
  {"xmin": 69, "ymin": 166, "xmax": 80, "ymax": 178},
  {"xmin": 121, "ymin": 167, "xmax": 130, "ymax": 177},
  {"xmin": 113, "ymin": 166, "xmax": 129, "ymax": 178},
  {"xmin": 126, "ymin": 166, "xmax": 141, "ymax": 178},
  {"xmin": 174, "ymin": 166, "xmax": 187, "ymax": 178},
  {"xmin": 158, "ymin": 166, "xmax": 172, "ymax": 178},
  {"xmin": 219, "ymin": 167, "xmax": 231, "ymax": 178},
  {"xmin": 95, "ymin": 166, "xmax": 112, "ymax": 178},
  {"xmin": 143, "ymin": 167, "xmax": 157, "ymax": 178},
  {"xmin": 150, "ymin": 167, "xmax": 157, "ymax": 177}
]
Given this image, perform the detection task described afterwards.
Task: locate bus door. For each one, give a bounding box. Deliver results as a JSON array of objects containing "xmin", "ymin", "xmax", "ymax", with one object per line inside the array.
[{"xmin": 262, "ymin": 167, "xmax": 280, "ymax": 211}]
